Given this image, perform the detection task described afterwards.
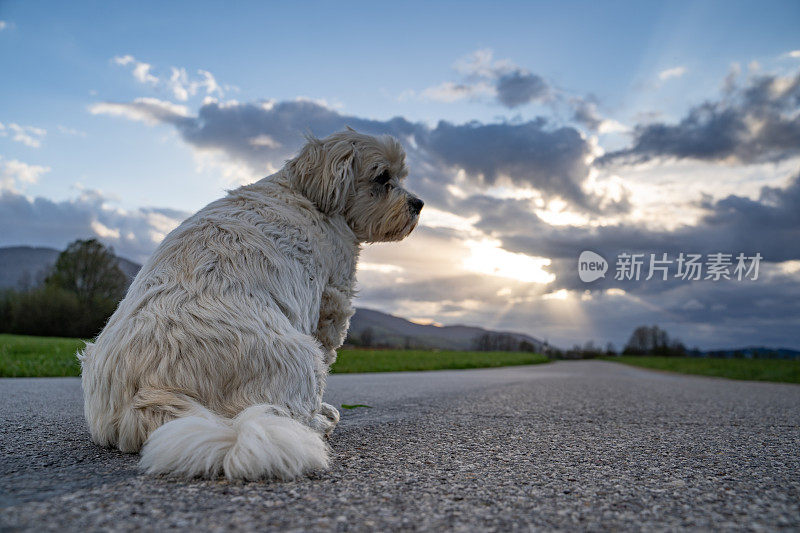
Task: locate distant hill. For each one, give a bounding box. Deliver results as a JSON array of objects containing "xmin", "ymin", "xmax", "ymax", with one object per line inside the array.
[
  {"xmin": 0, "ymin": 246, "xmax": 141, "ymax": 290},
  {"xmin": 347, "ymin": 307, "xmax": 546, "ymax": 352}
]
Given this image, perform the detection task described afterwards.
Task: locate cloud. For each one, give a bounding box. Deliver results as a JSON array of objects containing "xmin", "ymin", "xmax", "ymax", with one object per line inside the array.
[
  {"xmin": 112, "ymin": 55, "xmax": 225, "ymax": 101},
  {"xmin": 570, "ymin": 98, "xmax": 603, "ymax": 130},
  {"xmin": 113, "ymin": 55, "xmax": 135, "ymax": 66},
  {"xmin": 424, "ymin": 119, "xmax": 605, "ymax": 210},
  {"xmin": 0, "ymin": 21, "xmax": 8, "ymax": 31},
  {"xmin": 489, "ymin": 169, "xmax": 800, "ymax": 296},
  {"xmin": 419, "ymin": 81, "xmax": 494, "ymax": 103},
  {"xmin": 167, "ymin": 67, "xmax": 224, "ymax": 102},
  {"xmin": 90, "ymin": 96, "xmax": 628, "ymax": 212},
  {"xmin": 417, "ymin": 49, "xmax": 628, "ymax": 131},
  {"xmin": 358, "ymin": 220, "xmax": 800, "ymax": 349},
  {"xmin": 439, "ymin": 168, "xmax": 800, "ymax": 348},
  {"xmin": 495, "ymin": 70, "xmax": 550, "ymax": 108},
  {"xmin": 248, "ymin": 134, "xmax": 281, "ymax": 148},
  {"xmin": 604, "ymin": 68, "xmax": 800, "ymax": 164},
  {"xmin": 785, "ymin": 50, "xmax": 800, "ymax": 59},
  {"xmin": 57, "ymin": 125, "xmax": 87, "ymax": 137},
  {"xmin": 0, "ymin": 188, "xmax": 189, "ymax": 263},
  {"xmin": 454, "ymin": 48, "xmax": 516, "ymax": 78},
  {"xmin": 88, "ymin": 97, "xmax": 190, "ymax": 125},
  {"xmin": 79, "ymin": 63, "xmax": 799, "ymax": 349},
  {"xmin": 0, "ymin": 158, "xmax": 51, "ymax": 192},
  {"xmin": 569, "ymin": 98, "xmax": 629, "ymax": 133},
  {"xmin": 113, "ymin": 55, "xmax": 158, "ymax": 85},
  {"xmin": 658, "ymin": 66, "xmax": 687, "ymax": 81},
  {"xmin": 697, "ymin": 170, "xmax": 800, "ymax": 261},
  {"xmin": 416, "ymin": 49, "xmax": 552, "ymax": 109},
  {"xmin": 0, "ymin": 122, "xmax": 47, "ymax": 148}
]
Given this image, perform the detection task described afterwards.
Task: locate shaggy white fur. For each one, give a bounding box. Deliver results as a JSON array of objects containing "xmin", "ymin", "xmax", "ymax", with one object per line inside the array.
[{"xmin": 79, "ymin": 130, "xmax": 422, "ymax": 480}]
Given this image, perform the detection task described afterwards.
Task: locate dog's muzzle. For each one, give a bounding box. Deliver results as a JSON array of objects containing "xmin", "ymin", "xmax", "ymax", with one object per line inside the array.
[{"xmin": 408, "ymin": 197, "xmax": 424, "ymax": 215}]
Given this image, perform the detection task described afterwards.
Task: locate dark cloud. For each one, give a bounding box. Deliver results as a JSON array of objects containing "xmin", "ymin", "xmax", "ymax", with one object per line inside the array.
[
  {"xmin": 425, "ymin": 119, "xmax": 586, "ymax": 194},
  {"xmin": 581, "ymin": 273, "xmax": 800, "ymax": 350},
  {"xmin": 359, "ymin": 194, "xmax": 800, "ymax": 349},
  {"xmin": 0, "ymin": 189, "xmax": 189, "ymax": 263},
  {"xmin": 486, "ymin": 170, "xmax": 800, "ymax": 296},
  {"xmin": 83, "ymin": 92, "xmax": 800, "ymax": 350},
  {"xmin": 604, "ymin": 71, "xmax": 800, "ymax": 164},
  {"xmin": 698, "ymin": 171, "xmax": 800, "ymax": 259},
  {"xmin": 459, "ymin": 195, "xmax": 544, "ymax": 234},
  {"xmin": 495, "ymin": 70, "xmax": 550, "ymax": 108},
  {"xmin": 570, "ymin": 98, "xmax": 603, "ymax": 131},
  {"xmin": 94, "ymin": 98, "xmax": 626, "ymax": 213},
  {"xmin": 182, "ymin": 100, "xmax": 420, "ymax": 166},
  {"xmin": 423, "ymin": 119, "xmax": 630, "ymax": 212},
  {"xmin": 444, "ymin": 50, "xmax": 552, "ymax": 109},
  {"xmin": 355, "ymin": 259, "xmax": 800, "ymax": 350}
]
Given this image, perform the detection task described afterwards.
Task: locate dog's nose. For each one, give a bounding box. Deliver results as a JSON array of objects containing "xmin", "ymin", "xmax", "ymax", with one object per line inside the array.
[{"xmin": 408, "ymin": 197, "xmax": 424, "ymax": 215}]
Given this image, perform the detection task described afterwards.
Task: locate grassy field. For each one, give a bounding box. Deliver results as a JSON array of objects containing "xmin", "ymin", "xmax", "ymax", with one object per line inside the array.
[
  {"xmin": 330, "ymin": 349, "xmax": 548, "ymax": 373},
  {"xmin": 605, "ymin": 356, "xmax": 800, "ymax": 384},
  {"xmin": 4, "ymin": 334, "xmax": 797, "ymax": 383},
  {"xmin": 0, "ymin": 334, "xmax": 549, "ymax": 377},
  {"xmin": 0, "ymin": 334, "xmax": 87, "ymax": 377}
]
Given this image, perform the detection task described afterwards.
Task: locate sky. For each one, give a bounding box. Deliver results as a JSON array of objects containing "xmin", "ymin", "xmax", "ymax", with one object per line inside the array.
[{"xmin": 1, "ymin": 0, "xmax": 799, "ymax": 350}]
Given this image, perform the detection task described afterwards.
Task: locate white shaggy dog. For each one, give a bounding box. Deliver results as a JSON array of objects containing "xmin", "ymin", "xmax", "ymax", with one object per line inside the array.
[{"xmin": 79, "ymin": 130, "xmax": 422, "ymax": 480}]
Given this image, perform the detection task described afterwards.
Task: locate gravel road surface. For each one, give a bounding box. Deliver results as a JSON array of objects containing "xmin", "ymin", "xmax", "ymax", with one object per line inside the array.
[{"xmin": 2, "ymin": 360, "xmax": 799, "ymax": 531}]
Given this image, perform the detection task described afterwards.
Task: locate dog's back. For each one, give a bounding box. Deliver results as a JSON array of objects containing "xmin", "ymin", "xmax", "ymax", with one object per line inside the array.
[
  {"xmin": 79, "ymin": 130, "xmax": 420, "ymax": 480},
  {"xmin": 80, "ymin": 173, "xmax": 343, "ymax": 476}
]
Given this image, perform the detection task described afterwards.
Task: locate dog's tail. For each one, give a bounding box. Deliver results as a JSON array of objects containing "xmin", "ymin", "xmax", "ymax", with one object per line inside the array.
[{"xmin": 135, "ymin": 390, "xmax": 329, "ymax": 480}]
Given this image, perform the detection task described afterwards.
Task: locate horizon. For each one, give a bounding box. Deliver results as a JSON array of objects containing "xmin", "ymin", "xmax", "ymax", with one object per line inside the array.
[
  {"xmin": 2, "ymin": 243, "xmax": 798, "ymax": 353},
  {"xmin": 1, "ymin": 1, "xmax": 799, "ymax": 350}
]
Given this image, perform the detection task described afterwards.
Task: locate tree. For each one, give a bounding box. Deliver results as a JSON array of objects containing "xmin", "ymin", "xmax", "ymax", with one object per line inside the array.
[
  {"xmin": 623, "ymin": 325, "xmax": 688, "ymax": 356},
  {"xmin": 46, "ymin": 239, "xmax": 127, "ymax": 307},
  {"xmin": 519, "ymin": 340, "xmax": 535, "ymax": 352},
  {"xmin": 472, "ymin": 332, "xmax": 521, "ymax": 351},
  {"xmin": 624, "ymin": 325, "xmax": 670, "ymax": 355},
  {"xmin": 0, "ymin": 239, "xmax": 129, "ymax": 338},
  {"xmin": 5, "ymin": 285, "xmax": 83, "ymax": 337},
  {"xmin": 360, "ymin": 327, "xmax": 374, "ymax": 347}
]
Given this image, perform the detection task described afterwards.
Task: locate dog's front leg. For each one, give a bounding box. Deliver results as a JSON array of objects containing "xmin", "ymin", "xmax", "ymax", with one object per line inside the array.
[
  {"xmin": 315, "ymin": 285, "xmax": 354, "ymax": 366},
  {"xmin": 310, "ymin": 285, "xmax": 352, "ymax": 435}
]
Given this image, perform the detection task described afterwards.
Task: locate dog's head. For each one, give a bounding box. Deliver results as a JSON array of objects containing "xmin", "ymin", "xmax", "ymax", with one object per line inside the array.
[{"xmin": 287, "ymin": 129, "xmax": 423, "ymax": 242}]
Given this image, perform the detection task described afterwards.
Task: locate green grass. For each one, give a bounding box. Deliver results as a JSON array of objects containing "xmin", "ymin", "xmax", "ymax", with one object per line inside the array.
[
  {"xmin": 331, "ymin": 349, "xmax": 548, "ymax": 373},
  {"xmin": 0, "ymin": 334, "xmax": 549, "ymax": 377},
  {"xmin": 605, "ymin": 355, "xmax": 800, "ymax": 384},
  {"xmin": 0, "ymin": 334, "xmax": 86, "ymax": 377}
]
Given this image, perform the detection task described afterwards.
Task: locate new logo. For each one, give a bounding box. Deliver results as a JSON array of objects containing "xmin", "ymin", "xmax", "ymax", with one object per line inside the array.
[{"xmin": 578, "ymin": 251, "xmax": 608, "ymax": 282}]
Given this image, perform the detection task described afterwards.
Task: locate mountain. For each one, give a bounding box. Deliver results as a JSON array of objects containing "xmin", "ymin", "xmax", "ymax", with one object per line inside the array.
[
  {"xmin": 0, "ymin": 246, "xmax": 141, "ymax": 290},
  {"xmin": 347, "ymin": 307, "xmax": 546, "ymax": 351}
]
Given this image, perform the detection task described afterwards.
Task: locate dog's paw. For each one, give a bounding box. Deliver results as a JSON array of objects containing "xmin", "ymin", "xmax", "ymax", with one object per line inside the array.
[
  {"xmin": 309, "ymin": 403, "xmax": 340, "ymax": 437},
  {"xmin": 320, "ymin": 402, "xmax": 340, "ymax": 425}
]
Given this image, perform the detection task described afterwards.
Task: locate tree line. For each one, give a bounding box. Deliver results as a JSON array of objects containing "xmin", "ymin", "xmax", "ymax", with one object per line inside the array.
[
  {"xmin": 471, "ymin": 332, "xmax": 540, "ymax": 352},
  {"xmin": 554, "ymin": 325, "xmax": 694, "ymax": 359},
  {"xmin": 346, "ymin": 323, "xmax": 692, "ymax": 358},
  {"xmin": 0, "ymin": 239, "xmax": 128, "ymax": 338}
]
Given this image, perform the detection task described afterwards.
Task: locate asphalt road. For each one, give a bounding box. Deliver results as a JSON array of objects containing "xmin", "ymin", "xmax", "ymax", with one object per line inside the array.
[{"xmin": 1, "ymin": 360, "xmax": 799, "ymax": 531}]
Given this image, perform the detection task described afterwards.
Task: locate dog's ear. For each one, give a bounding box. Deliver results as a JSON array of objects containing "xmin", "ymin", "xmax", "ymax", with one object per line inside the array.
[{"xmin": 288, "ymin": 136, "xmax": 356, "ymax": 214}]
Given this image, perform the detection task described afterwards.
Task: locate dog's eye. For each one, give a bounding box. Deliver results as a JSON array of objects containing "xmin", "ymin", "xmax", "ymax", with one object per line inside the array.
[{"xmin": 374, "ymin": 170, "xmax": 392, "ymax": 185}]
